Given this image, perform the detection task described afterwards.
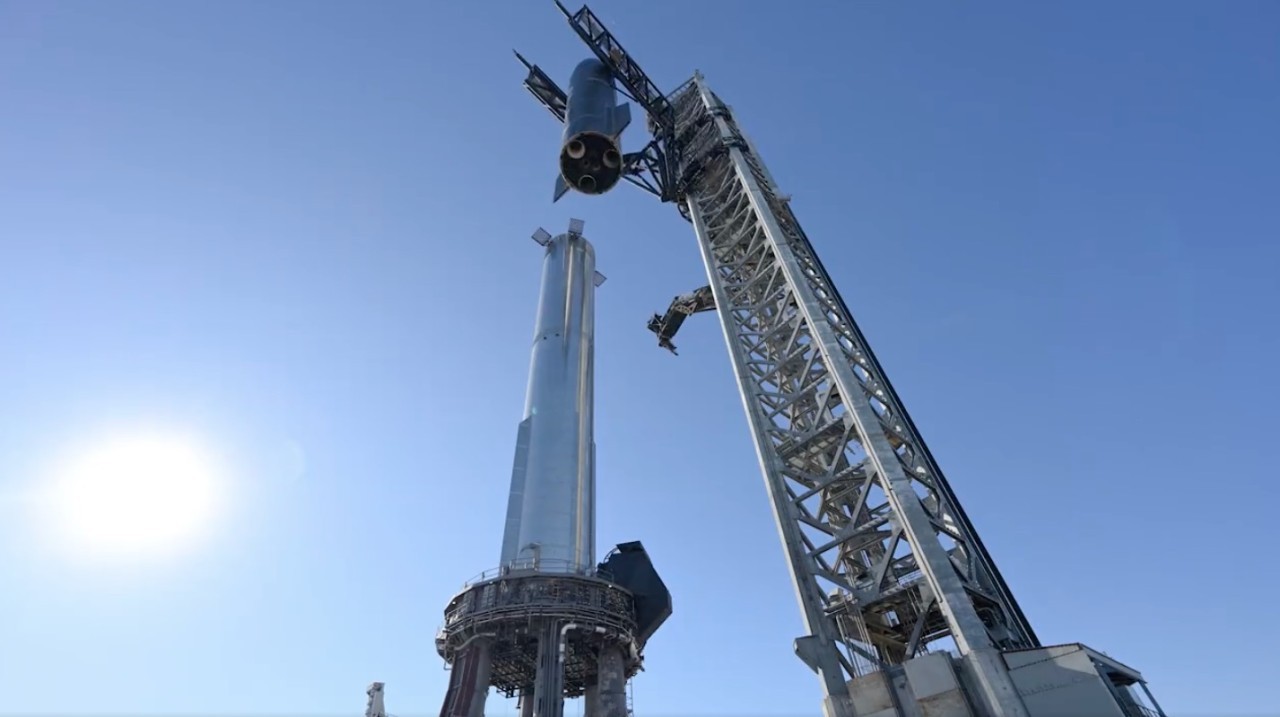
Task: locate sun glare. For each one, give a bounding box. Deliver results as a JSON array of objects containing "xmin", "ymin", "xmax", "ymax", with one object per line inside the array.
[{"xmin": 49, "ymin": 432, "xmax": 223, "ymax": 558}]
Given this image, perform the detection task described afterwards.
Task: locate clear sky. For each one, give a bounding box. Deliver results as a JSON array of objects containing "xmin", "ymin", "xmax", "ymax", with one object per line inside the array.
[{"xmin": 1, "ymin": 1, "xmax": 1277, "ymax": 715}]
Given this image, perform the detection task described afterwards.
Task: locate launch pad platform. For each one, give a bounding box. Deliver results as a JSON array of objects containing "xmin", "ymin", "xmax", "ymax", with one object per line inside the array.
[
  {"xmin": 436, "ymin": 543, "xmax": 670, "ymax": 715},
  {"xmin": 437, "ymin": 567, "xmax": 640, "ymax": 697}
]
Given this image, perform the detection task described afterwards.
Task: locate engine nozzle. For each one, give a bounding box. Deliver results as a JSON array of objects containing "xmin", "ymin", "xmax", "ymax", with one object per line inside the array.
[{"xmin": 559, "ymin": 131, "xmax": 623, "ymax": 196}]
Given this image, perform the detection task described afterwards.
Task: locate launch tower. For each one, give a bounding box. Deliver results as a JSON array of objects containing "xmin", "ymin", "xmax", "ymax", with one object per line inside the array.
[
  {"xmin": 512, "ymin": 4, "xmax": 1172, "ymax": 717},
  {"xmin": 435, "ymin": 220, "xmax": 671, "ymax": 717}
]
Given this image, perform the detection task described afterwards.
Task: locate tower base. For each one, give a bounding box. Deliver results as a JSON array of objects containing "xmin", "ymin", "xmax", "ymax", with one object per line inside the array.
[
  {"xmin": 436, "ymin": 570, "xmax": 641, "ymax": 717},
  {"xmin": 837, "ymin": 644, "xmax": 1165, "ymax": 717}
]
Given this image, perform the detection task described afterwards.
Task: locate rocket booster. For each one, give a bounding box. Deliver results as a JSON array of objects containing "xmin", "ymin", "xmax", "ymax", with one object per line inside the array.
[
  {"xmin": 437, "ymin": 219, "xmax": 670, "ymax": 717},
  {"xmin": 554, "ymin": 58, "xmax": 632, "ymax": 202},
  {"xmin": 499, "ymin": 220, "xmax": 605, "ymax": 573}
]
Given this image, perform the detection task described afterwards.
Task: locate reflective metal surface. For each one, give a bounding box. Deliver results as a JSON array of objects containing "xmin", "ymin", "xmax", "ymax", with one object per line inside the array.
[
  {"xmin": 499, "ymin": 225, "xmax": 598, "ymax": 573},
  {"xmin": 556, "ymin": 58, "xmax": 630, "ymax": 199}
]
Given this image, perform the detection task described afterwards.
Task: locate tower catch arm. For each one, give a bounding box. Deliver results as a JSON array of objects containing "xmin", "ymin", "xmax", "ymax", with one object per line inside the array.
[
  {"xmin": 555, "ymin": 1, "xmax": 674, "ymax": 133},
  {"xmin": 646, "ymin": 285, "xmax": 715, "ymax": 355},
  {"xmin": 514, "ymin": 50, "xmax": 568, "ymax": 123}
]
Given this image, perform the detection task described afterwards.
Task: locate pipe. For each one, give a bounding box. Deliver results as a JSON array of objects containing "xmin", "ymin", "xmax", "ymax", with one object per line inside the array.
[
  {"xmin": 557, "ymin": 623, "xmax": 579, "ymax": 671},
  {"xmin": 557, "ymin": 623, "xmax": 608, "ymax": 673},
  {"xmin": 454, "ymin": 632, "xmax": 496, "ymax": 653}
]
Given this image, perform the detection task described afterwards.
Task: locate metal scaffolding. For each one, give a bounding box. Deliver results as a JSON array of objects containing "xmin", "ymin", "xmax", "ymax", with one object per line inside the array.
[{"xmin": 667, "ymin": 75, "xmax": 1038, "ymax": 717}]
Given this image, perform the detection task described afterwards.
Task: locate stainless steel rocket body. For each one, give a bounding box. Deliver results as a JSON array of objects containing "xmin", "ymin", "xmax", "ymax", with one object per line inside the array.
[
  {"xmin": 499, "ymin": 228, "xmax": 599, "ymax": 574},
  {"xmin": 436, "ymin": 221, "xmax": 666, "ymax": 717},
  {"xmin": 555, "ymin": 58, "xmax": 632, "ymax": 200}
]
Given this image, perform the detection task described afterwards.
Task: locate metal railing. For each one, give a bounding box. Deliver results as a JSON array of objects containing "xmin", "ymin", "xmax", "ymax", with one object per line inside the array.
[
  {"xmin": 1124, "ymin": 704, "xmax": 1161, "ymax": 717},
  {"xmin": 455, "ymin": 559, "xmax": 613, "ymax": 590}
]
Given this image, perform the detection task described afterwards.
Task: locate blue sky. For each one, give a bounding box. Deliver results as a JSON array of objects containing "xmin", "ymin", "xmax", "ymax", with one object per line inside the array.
[{"xmin": 1, "ymin": 1, "xmax": 1278, "ymax": 715}]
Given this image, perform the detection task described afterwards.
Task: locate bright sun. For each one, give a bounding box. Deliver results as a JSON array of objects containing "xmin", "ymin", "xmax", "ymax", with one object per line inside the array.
[{"xmin": 49, "ymin": 433, "xmax": 223, "ymax": 557}]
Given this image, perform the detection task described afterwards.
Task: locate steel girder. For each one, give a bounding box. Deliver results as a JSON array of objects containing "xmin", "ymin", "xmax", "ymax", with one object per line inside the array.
[{"xmin": 670, "ymin": 76, "xmax": 1037, "ymax": 716}]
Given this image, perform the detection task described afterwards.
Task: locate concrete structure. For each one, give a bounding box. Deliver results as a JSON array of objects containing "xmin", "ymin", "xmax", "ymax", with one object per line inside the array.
[
  {"xmin": 514, "ymin": 4, "xmax": 1173, "ymax": 716},
  {"xmin": 434, "ymin": 220, "xmax": 670, "ymax": 717}
]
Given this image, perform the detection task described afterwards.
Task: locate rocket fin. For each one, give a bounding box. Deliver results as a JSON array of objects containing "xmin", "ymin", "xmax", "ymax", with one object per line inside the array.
[
  {"xmin": 499, "ymin": 417, "xmax": 533, "ymax": 567},
  {"xmin": 593, "ymin": 271, "xmax": 606, "ymax": 287},
  {"xmin": 611, "ymin": 102, "xmax": 632, "ymax": 137},
  {"xmin": 554, "ymin": 174, "xmax": 571, "ymax": 202}
]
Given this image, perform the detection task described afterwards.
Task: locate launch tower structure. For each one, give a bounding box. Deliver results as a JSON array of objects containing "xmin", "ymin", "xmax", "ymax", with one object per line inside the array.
[{"xmin": 516, "ymin": 4, "xmax": 1171, "ymax": 717}]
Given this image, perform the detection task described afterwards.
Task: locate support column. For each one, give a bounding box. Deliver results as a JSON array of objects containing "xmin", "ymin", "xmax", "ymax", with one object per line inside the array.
[
  {"xmin": 532, "ymin": 621, "xmax": 565, "ymax": 717},
  {"xmin": 583, "ymin": 684, "xmax": 601, "ymax": 717},
  {"xmin": 438, "ymin": 641, "xmax": 492, "ymax": 717},
  {"xmin": 596, "ymin": 645, "xmax": 628, "ymax": 717},
  {"xmin": 963, "ymin": 649, "xmax": 1030, "ymax": 717}
]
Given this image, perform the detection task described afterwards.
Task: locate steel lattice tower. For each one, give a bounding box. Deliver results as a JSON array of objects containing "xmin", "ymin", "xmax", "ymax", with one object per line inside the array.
[
  {"xmin": 668, "ymin": 77, "xmax": 1032, "ymax": 716},
  {"xmin": 514, "ymin": 4, "xmax": 1170, "ymax": 716}
]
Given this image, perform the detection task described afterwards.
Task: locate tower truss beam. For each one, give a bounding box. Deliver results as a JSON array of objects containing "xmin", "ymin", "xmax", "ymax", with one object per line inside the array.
[{"xmin": 670, "ymin": 75, "xmax": 1038, "ymax": 716}]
